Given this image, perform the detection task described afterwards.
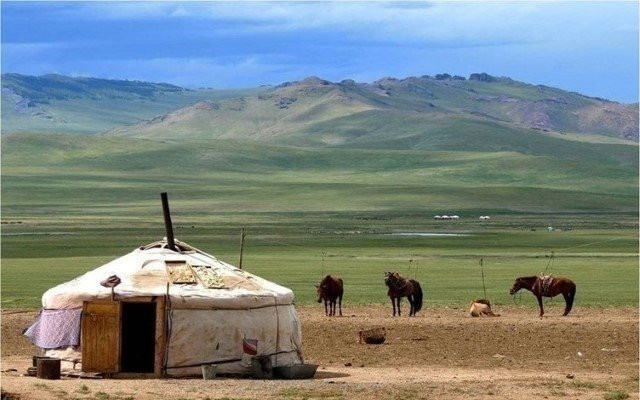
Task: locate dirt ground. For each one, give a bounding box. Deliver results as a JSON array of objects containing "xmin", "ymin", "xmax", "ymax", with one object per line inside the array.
[{"xmin": 1, "ymin": 305, "xmax": 638, "ymax": 400}]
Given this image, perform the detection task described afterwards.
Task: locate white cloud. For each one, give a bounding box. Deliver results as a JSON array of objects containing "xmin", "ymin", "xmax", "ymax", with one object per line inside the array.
[
  {"xmin": 73, "ymin": 2, "xmax": 189, "ymax": 20},
  {"xmin": 66, "ymin": 2, "xmax": 637, "ymax": 50},
  {"xmin": 2, "ymin": 41, "xmax": 69, "ymax": 56},
  {"xmin": 61, "ymin": 55, "xmax": 304, "ymax": 88}
]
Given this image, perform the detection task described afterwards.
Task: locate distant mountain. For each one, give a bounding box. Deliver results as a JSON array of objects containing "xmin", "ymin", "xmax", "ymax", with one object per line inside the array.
[
  {"xmin": 109, "ymin": 73, "xmax": 638, "ymax": 149},
  {"xmin": 2, "ymin": 73, "xmax": 637, "ymax": 218},
  {"xmin": 1, "ymin": 73, "xmax": 265, "ymax": 134},
  {"xmin": 2, "ymin": 72, "xmax": 637, "ymax": 148}
]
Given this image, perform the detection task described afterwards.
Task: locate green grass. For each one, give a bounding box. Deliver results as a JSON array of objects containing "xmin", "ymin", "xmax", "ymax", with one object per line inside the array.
[
  {"xmin": 604, "ymin": 391, "xmax": 630, "ymax": 400},
  {"xmin": 1, "ymin": 132, "xmax": 637, "ymax": 309},
  {"xmin": 2, "ymin": 221, "xmax": 637, "ymax": 308},
  {"xmin": 77, "ymin": 384, "xmax": 91, "ymax": 394},
  {"xmin": 2, "ymin": 134, "xmax": 637, "ymax": 218}
]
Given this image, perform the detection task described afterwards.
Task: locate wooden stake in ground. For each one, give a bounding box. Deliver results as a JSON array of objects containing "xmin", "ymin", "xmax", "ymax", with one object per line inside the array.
[
  {"xmin": 238, "ymin": 227, "xmax": 246, "ymax": 269},
  {"xmin": 543, "ymin": 251, "xmax": 554, "ymax": 275},
  {"xmin": 480, "ymin": 258, "xmax": 487, "ymax": 300}
]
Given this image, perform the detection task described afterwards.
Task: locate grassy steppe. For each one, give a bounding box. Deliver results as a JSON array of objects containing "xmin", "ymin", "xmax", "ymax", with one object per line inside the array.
[
  {"xmin": 1, "ymin": 133, "xmax": 637, "ymax": 309},
  {"xmin": 1, "ymin": 222, "xmax": 637, "ymax": 309}
]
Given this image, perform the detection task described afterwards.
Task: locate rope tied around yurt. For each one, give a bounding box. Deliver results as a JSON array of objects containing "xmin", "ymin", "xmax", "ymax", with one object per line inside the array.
[
  {"xmin": 274, "ymin": 296, "xmax": 280, "ymax": 367},
  {"xmin": 163, "ymin": 282, "xmax": 173, "ymax": 377}
]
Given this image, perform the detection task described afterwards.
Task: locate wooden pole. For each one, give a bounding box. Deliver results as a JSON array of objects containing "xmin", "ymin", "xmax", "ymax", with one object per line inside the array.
[
  {"xmin": 480, "ymin": 258, "xmax": 487, "ymax": 300},
  {"xmin": 543, "ymin": 251, "xmax": 554, "ymax": 275},
  {"xmin": 238, "ymin": 227, "xmax": 246, "ymax": 269}
]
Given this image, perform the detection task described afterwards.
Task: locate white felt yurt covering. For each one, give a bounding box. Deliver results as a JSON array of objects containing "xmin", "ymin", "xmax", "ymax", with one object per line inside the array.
[{"xmin": 39, "ymin": 238, "xmax": 303, "ymax": 376}]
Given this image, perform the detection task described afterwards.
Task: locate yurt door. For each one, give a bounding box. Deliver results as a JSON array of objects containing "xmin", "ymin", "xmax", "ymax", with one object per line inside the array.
[
  {"xmin": 81, "ymin": 301, "xmax": 121, "ymax": 373},
  {"xmin": 120, "ymin": 301, "xmax": 157, "ymax": 373}
]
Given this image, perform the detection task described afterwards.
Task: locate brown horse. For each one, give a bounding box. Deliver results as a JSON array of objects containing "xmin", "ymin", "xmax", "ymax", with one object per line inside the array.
[
  {"xmin": 469, "ymin": 299, "xmax": 499, "ymax": 317},
  {"xmin": 384, "ymin": 272, "xmax": 423, "ymax": 316},
  {"xmin": 316, "ymin": 275, "xmax": 344, "ymax": 316},
  {"xmin": 509, "ymin": 275, "xmax": 576, "ymax": 317}
]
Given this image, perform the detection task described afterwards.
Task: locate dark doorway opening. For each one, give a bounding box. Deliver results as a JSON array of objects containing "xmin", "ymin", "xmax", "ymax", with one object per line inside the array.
[{"xmin": 120, "ymin": 302, "xmax": 156, "ymax": 373}]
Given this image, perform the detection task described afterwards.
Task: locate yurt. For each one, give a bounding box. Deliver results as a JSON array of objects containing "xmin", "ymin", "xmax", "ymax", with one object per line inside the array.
[{"xmin": 24, "ymin": 195, "xmax": 303, "ymax": 378}]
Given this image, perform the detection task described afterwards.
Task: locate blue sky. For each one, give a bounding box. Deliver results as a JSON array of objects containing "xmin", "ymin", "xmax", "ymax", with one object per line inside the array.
[{"xmin": 2, "ymin": 1, "xmax": 638, "ymax": 102}]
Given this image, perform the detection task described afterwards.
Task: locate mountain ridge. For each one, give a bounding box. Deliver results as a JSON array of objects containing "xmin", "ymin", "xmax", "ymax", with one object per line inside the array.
[
  {"xmin": 0, "ymin": 73, "xmax": 266, "ymax": 134},
  {"xmin": 2, "ymin": 72, "xmax": 637, "ymax": 144},
  {"xmin": 108, "ymin": 72, "xmax": 639, "ymax": 146}
]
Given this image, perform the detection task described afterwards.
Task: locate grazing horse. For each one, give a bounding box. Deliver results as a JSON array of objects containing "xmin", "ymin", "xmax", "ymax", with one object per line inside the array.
[
  {"xmin": 509, "ymin": 275, "xmax": 576, "ymax": 317},
  {"xmin": 384, "ymin": 272, "xmax": 423, "ymax": 316},
  {"xmin": 316, "ymin": 275, "xmax": 344, "ymax": 316}
]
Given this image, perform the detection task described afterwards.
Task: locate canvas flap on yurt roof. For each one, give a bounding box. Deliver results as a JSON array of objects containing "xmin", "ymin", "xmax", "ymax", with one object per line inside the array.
[{"xmin": 43, "ymin": 239, "xmax": 295, "ymax": 310}]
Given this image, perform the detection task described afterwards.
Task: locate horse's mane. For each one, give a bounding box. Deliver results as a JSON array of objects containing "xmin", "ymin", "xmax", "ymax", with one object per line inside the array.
[
  {"xmin": 386, "ymin": 272, "xmax": 408, "ymax": 290},
  {"xmin": 518, "ymin": 276, "xmax": 538, "ymax": 281},
  {"xmin": 321, "ymin": 275, "xmax": 339, "ymax": 287}
]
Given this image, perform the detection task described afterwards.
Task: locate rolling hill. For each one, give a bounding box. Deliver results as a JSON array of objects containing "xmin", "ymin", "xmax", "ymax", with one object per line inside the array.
[
  {"xmin": 108, "ymin": 74, "xmax": 638, "ymax": 148},
  {"xmin": 2, "ymin": 73, "xmax": 637, "ymax": 147},
  {"xmin": 1, "ymin": 73, "xmax": 265, "ymax": 134},
  {"xmin": 2, "ymin": 130, "xmax": 637, "ymax": 220},
  {"xmin": 1, "ymin": 72, "xmax": 637, "ymax": 221}
]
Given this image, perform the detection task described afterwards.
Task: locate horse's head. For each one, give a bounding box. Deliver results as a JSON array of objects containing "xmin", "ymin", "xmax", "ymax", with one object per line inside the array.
[
  {"xmin": 383, "ymin": 272, "xmax": 394, "ymax": 287},
  {"xmin": 509, "ymin": 278, "xmax": 523, "ymax": 295},
  {"xmin": 315, "ymin": 284, "xmax": 325, "ymax": 303}
]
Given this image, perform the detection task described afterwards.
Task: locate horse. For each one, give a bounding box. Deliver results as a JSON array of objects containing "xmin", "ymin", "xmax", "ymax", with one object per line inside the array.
[
  {"xmin": 509, "ymin": 275, "xmax": 576, "ymax": 317},
  {"xmin": 315, "ymin": 275, "xmax": 344, "ymax": 316},
  {"xmin": 384, "ymin": 272, "xmax": 423, "ymax": 316},
  {"xmin": 469, "ymin": 299, "xmax": 499, "ymax": 317}
]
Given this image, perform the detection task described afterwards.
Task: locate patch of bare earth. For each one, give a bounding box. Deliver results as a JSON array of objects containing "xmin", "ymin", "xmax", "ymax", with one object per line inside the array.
[{"xmin": 1, "ymin": 306, "xmax": 638, "ymax": 399}]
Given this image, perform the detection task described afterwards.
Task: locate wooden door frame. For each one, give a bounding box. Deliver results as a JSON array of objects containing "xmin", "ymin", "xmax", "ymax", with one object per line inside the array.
[{"xmin": 83, "ymin": 296, "xmax": 166, "ymax": 378}]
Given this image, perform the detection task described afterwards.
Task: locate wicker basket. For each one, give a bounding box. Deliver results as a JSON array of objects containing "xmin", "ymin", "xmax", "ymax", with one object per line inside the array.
[{"xmin": 359, "ymin": 327, "xmax": 386, "ymax": 344}]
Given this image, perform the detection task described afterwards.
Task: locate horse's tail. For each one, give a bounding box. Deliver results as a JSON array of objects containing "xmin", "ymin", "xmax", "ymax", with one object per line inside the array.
[
  {"xmin": 566, "ymin": 283, "xmax": 576, "ymax": 314},
  {"xmin": 411, "ymin": 280, "xmax": 423, "ymax": 313}
]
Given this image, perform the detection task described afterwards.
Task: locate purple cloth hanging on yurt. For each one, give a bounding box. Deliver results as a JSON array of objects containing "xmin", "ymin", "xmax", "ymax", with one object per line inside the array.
[{"xmin": 23, "ymin": 309, "xmax": 82, "ymax": 349}]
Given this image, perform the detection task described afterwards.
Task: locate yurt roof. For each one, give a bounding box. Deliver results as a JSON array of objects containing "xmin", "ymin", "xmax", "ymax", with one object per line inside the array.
[{"xmin": 43, "ymin": 238, "xmax": 294, "ymax": 310}]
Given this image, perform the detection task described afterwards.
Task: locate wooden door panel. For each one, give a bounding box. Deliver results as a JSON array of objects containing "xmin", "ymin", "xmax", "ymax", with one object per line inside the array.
[{"xmin": 82, "ymin": 301, "xmax": 120, "ymax": 373}]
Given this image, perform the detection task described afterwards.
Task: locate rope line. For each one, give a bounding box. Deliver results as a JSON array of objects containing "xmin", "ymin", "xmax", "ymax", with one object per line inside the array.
[
  {"xmin": 479, "ymin": 258, "xmax": 487, "ymax": 300},
  {"xmin": 250, "ymin": 236, "xmax": 313, "ymax": 250},
  {"xmin": 542, "ymin": 251, "xmax": 554, "ymax": 275},
  {"xmin": 554, "ymin": 236, "xmax": 627, "ymax": 252}
]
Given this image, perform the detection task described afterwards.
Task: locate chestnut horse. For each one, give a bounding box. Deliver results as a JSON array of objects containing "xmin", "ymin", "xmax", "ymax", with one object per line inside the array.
[
  {"xmin": 316, "ymin": 275, "xmax": 344, "ymax": 316},
  {"xmin": 509, "ymin": 275, "xmax": 576, "ymax": 317},
  {"xmin": 384, "ymin": 272, "xmax": 423, "ymax": 316}
]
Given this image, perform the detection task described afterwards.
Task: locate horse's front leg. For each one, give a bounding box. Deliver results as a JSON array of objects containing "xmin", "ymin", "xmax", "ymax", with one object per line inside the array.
[
  {"xmin": 390, "ymin": 297, "xmax": 396, "ymax": 316},
  {"xmin": 397, "ymin": 297, "xmax": 402, "ymax": 316},
  {"xmin": 330, "ymin": 299, "xmax": 336, "ymax": 316},
  {"xmin": 324, "ymin": 299, "xmax": 329, "ymax": 316},
  {"xmin": 338, "ymin": 295, "xmax": 343, "ymax": 316},
  {"xmin": 537, "ymin": 295, "xmax": 544, "ymax": 318}
]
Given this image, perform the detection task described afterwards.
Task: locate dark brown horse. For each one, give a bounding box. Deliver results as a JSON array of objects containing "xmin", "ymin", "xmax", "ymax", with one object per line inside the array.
[
  {"xmin": 316, "ymin": 275, "xmax": 344, "ymax": 316},
  {"xmin": 509, "ymin": 275, "xmax": 576, "ymax": 317},
  {"xmin": 384, "ymin": 272, "xmax": 423, "ymax": 316}
]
